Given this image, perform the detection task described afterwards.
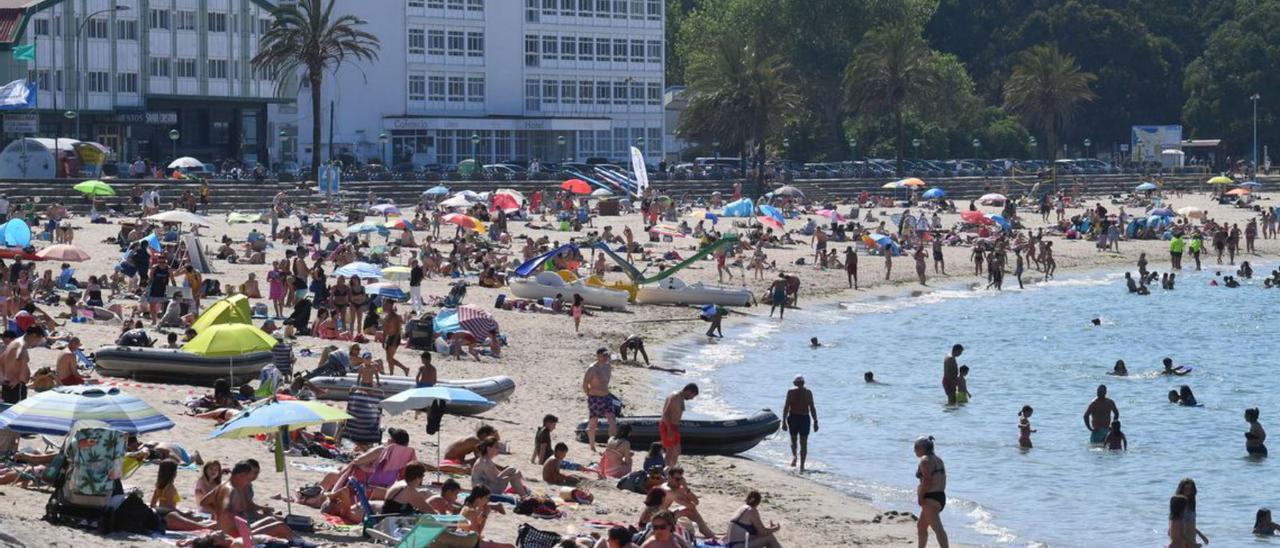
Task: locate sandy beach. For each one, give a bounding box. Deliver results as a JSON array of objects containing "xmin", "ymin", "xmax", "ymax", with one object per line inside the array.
[{"xmin": 0, "ymin": 182, "xmax": 1275, "ymax": 547}]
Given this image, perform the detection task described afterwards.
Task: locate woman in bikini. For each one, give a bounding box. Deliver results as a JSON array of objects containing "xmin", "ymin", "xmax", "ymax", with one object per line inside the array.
[
  {"xmin": 330, "ymin": 276, "xmax": 350, "ymax": 335},
  {"xmin": 1247, "ymin": 407, "xmax": 1268, "ymax": 457},
  {"xmin": 725, "ymin": 491, "xmax": 781, "ymax": 548},
  {"xmin": 348, "ymin": 278, "xmax": 368, "ymax": 338},
  {"xmin": 914, "ymin": 436, "xmax": 949, "ymax": 548}
]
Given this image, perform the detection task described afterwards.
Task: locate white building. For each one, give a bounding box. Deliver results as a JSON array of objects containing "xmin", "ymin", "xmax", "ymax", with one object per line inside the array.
[
  {"xmin": 0, "ymin": 0, "xmax": 281, "ymax": 165},
  {"xmin": 278, "ymin": 0, "xmax": 665, "ymax": 170}
]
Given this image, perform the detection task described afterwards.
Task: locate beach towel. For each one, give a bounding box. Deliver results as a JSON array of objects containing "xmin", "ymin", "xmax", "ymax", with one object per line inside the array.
[{"xmin": 343, "ymin": 391, "xmax": 383, "ymax": 445}]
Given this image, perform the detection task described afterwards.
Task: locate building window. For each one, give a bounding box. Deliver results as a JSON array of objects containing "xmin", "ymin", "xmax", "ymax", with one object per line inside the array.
[
  {"xmin": 428, "ymin": 76, "xmax": 445, "ymax": 101},
  {"xmin": 447, "ymin": 76, "xmax": 464, "ymax": 102},
  {"xmin": 542, "ymin": 0, "xmax": 555, "ymax": 13},
  {"xmin": 427, "ymin": 0, "xmax": 443, "ymax": 8},
  {"xmin": 259, "ymin": 18, "xmax": 272, "ymax": 34},
  {"xmin": 175, "ymin": 58, "xmax": 197, "ymax": 78},
  {"xmin": 613, "ymin": 0, "xmax": 627, "ymax": 17},
  {"xmin": 560, "ymin": 0, "xmax": 573, "ymax": 15},
  {"xmin": 579, "ymin": 0, "xmax": 593, "ymax": 16},
  {"xmin": 408, "ymin": 29, "xmax": 425, "ymax": 54},
  {"xmin": 85, "ymin": 18, "xmax": 108, "ymax": 39},
  {"xmin": 580, "ymin": 81, "xmax": 594, "ymax": 104},
  {"xmin": 447, "ymin": 31, "xmax": 464, "ymax": 56},
  {"xmin": 428, "ymin": 30, "xmax": 445, "ymax": 55},
  {"xmin": 467, "ymin": 76, "xmax": 484, "ymax": 102},
  {"xmin": 612, "ymin": 39, "xmax": 626, "ymax": 62},
  {"xmin": 115, "ymin": 19, "xmax": 138, "ymax": 40},
  {"xmin": 51, "ymin": 15, "xmax": 61, "ymax": 37},
  {"xmin": 525, "ymin": 79, "xmax": 540, "ymax": 111},
  {"xmin": 207, "ymin": 12, "xmax": 227, "ymax": 32},
  {"xmin": 208, "ymin": 59, "xmax": 229, "ymax": 79},
  {"xmin": 175, "ymin": 10, "xmax": 196, "ymax": 31},
  {"xmin": 149, "ymin": 58, "xmax": 171, "ymax": 77},
  {"xmin": 466, "ymin": 32, "xmax": 484, "ymax": 57},
  {"xmin": 630, "ymin": 39, "xmax": 644, "ymax": 62},
  {"xmin": 116, "ymin": 72, "xmax": 138, "ymax": 93},
  {"xmin": 560, "ymin": 36, "xmax": 576, "ymax": 61},
  {"xmin": 596, "ymin": 81, "xmax": 610, "ymax": 104},
  {"xmin": 631, "ymin": 0, "xmax": 644, "ymax": 18},
  {"xmin": 408, "ymin": 74, "xmax": 425, "ymax": 101},
  {"xmin": 526, "ymin": 0, "xmax": 539, "ymax": 22},
  {"xmin": 148, "ymin": 9, "xmax": 170, "ymax": 30},
  {"xmin": 542, "ymin": 35, "xmax": 557, "ymax": 61},
  {"xmin": 631, "ymin": 81, "xmax": 644, "ymax": 104},
  {"xmin": 614, "ymin": 81, "xmax": 627, "ymax": 105},
  {"xmin": 596, "ymin": 38, "xmax": 610, "ymax": 61},
  {"xmin": 447, "ymin": 0, "xmax": 464, "ymax": 9},
  {"xmin": 525, "ymin": 35, "xmax": 539, "ymax": 67},
  {"xmin": 647, "ymin": 0, "xmax": 660, "ymax": 19},
  {"xmin": 647, "ymin": 82, "xmax": 661, "ymax": 105},
  {"xmin": 647, "ymin": 40, "xmax": 661, "ymax": 63},
  {"xmin": 543, "ymin": 80, "xmax": 558, "ymax": 104},
  {"xmin": 32, "ymin": 18, "xmax": 49, "ymax": 36},
  {"xmin": 467, "ymin": 0, "xmax": 483, "ymax": 11},
  {"xmin": 579, "ymin": 39, "xmax": 593, "ymax": 61},
  {"xmin": 562, "ymin": 80, "xmax": 576, "ymax": 104},
  {"xmin": 408, "ymin": 0, "xmax": 424, "ymax": 7},
  {"xmin": 211, "ymin": 121, "xmax": 230, "ymax": 145},
  {"xmin": 86, "ymin": 71, "xmax": 109, "ymax": 92}
]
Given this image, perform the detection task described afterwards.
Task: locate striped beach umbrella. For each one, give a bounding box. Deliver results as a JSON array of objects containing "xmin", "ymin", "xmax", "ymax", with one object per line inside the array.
[
  {"xmin": 365, "ymin": 282, "xmax": 408, "ymax": 301},
  {"xmin": 334, "ymin": 261, "xmax": 384, "ymax": 280},
  {"xmin": 208, "ymin": 398, "xmax": 351, "ymax": 439},
  {"xmin": 0, "ymin": 385, "xmax": 174, "ymax": 435},
  {"xmin": 442, "ymin": 213, "xmax": 487, "ymax": 233},
  {"xmin": 435, "ymin": 305, "xmax": 499, "ymax": 339}
]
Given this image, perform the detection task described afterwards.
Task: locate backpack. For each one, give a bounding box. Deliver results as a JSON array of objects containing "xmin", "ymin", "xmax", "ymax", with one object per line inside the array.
[{"xmin": 108, "ymin": 492, "xmax": 162, "ymax": 534}]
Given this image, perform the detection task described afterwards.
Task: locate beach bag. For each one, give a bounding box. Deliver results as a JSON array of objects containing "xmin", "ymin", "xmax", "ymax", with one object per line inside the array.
[
  {"xmin": 513, "ymin": 495, "xmax": 557, "ymax": 517},
  {"xmin": 515, "ymin": 523, "xmax": 562, "ymax": 548},
  {"xmin": 107, "ymin": 492, "xmax": 162, "ymax": 534},
  {"xmin": 616, "ymin": 470, "xmax": 649, "ymax": 494}
]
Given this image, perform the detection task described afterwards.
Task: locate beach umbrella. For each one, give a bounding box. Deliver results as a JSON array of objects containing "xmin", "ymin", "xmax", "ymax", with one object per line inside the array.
[
  {"xmin": 334, "ymin": 261, "xmax": 384, "ymax": 279},
  {"xmin": 167, "ymin": 156, "xmax": 204, "ymax": 169},
  {"xmin": 896, "ymin": 177, "xmax": 926, "ymax": 188},
  {"xmin": 207, "ymin": 398, "xmax": 352, "ymax": 518},
  {"xmin": 438, "ymin": 195, "xmax": 475, "ymax": 209},
  {"xmin": 382, "ymin": 386, "xmax": 491, "ymax": 416},
  {"xmin": 721, "ymin": 198, "xmax": 754, "ymax": 217},
  {"xmin": 1177, "ymin": 206, "xmax": 1206, "ymax": 219},
  {"xmin": 862, "ymin": 233, "xmax": 900, "ymax": 254},
  {"xmin": 182, "ymin": 323, "xmax": 276, "ymax": 357},
  {"xmin": 36, "ymin": 244, "xmax": 90, "ymax": 262},
  {"xmin": 648, "ymin": 224, "xmax": 687, "ymax": 238},
  {"xmin": 147, "ymin": 209, "xmax": 213, "ymax": 227},
  {"xmin": 979, "ymin": 193, "xmax": 1007, "ymax": 205},
  {"xmin": 1241, "ymin": 181, "xmax": 1262, "ymax": 189},
  {"xmin": 434, "ymin": 305, "xmax": 498, "ymax": 339},
  {"xmin": 0, "ymin": 386, "xmax": 174, "ymax": 435},
  {"xmin": 1208, "ymin": 176, "xmax": 1234, "ymax": 185},
  {"xmin": 591, "ymin": 188, "xmax": 614, "ymax": 197},
  {"xmin": 192, "ymin": 295, "xmax": 252, "ymax": 332},
  {"xmin": 491, "ymin": 193, "xmax": 521, "ymax": 213},
  {"xmin": 561, "ymin": 179, "xmax": 592, "ymax": 195},
  {"xmin": 369, "ymin": 203, "xmax": 400, "ymax": 215},
  {"xmin": 73, "ymin": 179, "xmax": 116, "ymax": 197},
  {"xmin": 771, "ymin": 185, "xmax": 805, "ymax": 198},
  {"xmin": 758, "ymin": 204, "xmax": 785, "ymax": 225},
  {"xmin": 442, "ymin": 213, "xmax": 486, "ymax": 233},
  {"xmin": 989, "ymin": 214, "xmax": 1011, "ymax": 231},
  {"xmin": 384, "ymin": 218, "xmax": 414, "ymax": 231},
  {"xmin": 382, "ymin": 266, "xmax": 412, "ymax": 281},
  {"xmin": 1226, "ymin": 188, "xmax": 1252, "ymax": 196},
  {"xmin": 757, "ymin": 215, "xmax": 785, "ymax": 230},
  {"xmin": 1149, "ymin": 208, "xmax": 1174, "ymax": 217},
  {"xmin": 454, "ymin": 190, "xmax": 482, "ymax": 201},
  {"xmin": 961, "ymin": 211, "xmax": 993, "ymax": 225},
  {"xmin": 816, "ymin": 209, "xmax": 845, "ymax": 222},
  {"xmin": 365, "ymin": 282, "xmax": 407, "ymax": 301},
  {"xmin": 1, "ymin": 219, "xmax": 30, "ymax": 248},
  {"xmin": 1135, "ymin": 182, "xmax": 1159, "ymax": 191},
  {"xmin": 423, "ymin": 185, "xmax": 450, "ymax": 196},
  {"xmin": 881, "ymin": 181, "xmax": 902, "ymax": 189},
  {"xmin": 495, "ymin": 188, "xmax": 526, "ymax": 203},
  {"xmin": 922, "ymin": 188, "xmax": 946, "ymax": 200},
  {"xmin": 685, "ymin": 209, "xmax": 720, "ymax": 225},
  {"xmin": 345, "ymin": 221, "xmax": 386, "ymax": 235}
]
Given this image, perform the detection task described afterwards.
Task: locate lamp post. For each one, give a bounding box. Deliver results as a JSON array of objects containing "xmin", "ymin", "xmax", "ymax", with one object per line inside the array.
[
  {"xmin": 168, "ymin": 128, "xmax": 180, "ymax": 160},
  {"xmin": 1252, "ymin": 93, "xmax": 1261, "ymax": 177},
  {"xmin": 712, "ymin": 139, "xmax": 720, "ymax": 157},
  {"xmin": 74, "ymin": 5, "xmax": 130, "ymax": 141},
  {"xmin": 912, "ymin": 138, "xmax": 921, "ymax": 160},
  {"xmin": 848, "ymin": 138, "xmax": 857, "ymax": 160},
  {"xmin": 278, "ymin": 130, "xmax": 288, "ymax": 162},
  {"xmin": 378, "ymin": 132, "xmax": 388, "ymax": 166},
  {"xmin": 471, "ymin": 133, "xmax": 481, "ymax": 166},
  {"xmin": 556, "ymin": 134, "xmax": 566, "ymax": 162},
  {"xmin": 1083, "ymin": 138, "xmax": 1092, "ymax": 158},
  {"xmin": 1028, "ymin": 136, "xmax": 1037, "ymax": 159},
  {"xmin": 782, "ymin": 138, "xmax": 790, "ymax": 156},
  {"xmin": 972, "ymin": 138, "xmax": 982, "ymax": 159}
]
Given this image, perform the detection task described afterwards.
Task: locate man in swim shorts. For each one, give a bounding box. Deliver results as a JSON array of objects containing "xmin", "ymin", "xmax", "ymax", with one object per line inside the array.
[
  {"xmin": 1083, "ymin": 384, "xmax": 1120, "ymax": 444},
  {"xmin": 381, "ymin": 302, "xmax": 407, "ymax": 376},
  {"xmin": 942, "ymin": 344, "xmax": 962, "ymax": 405},
  {"xmin": 782, "ymin": 375, "xmax": 819, "ymax": 472},
  {"xmin": 582, "ymin": 348, "xmax": 616, "ymax": 452},
  {"xmin": 661, "ymin": 383, "xmax": 699, "ymax": 469}
]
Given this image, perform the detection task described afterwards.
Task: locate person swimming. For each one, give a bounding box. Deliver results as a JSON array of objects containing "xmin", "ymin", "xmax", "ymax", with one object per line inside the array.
[
  {"xmin": 1104, "ymin": 420, "xmax": 1127, "ymax": 450},
  {"xmin": 1109, "ymin": 359, "xmax": 1128, "ymax": 376},
  {"xmin": 1246, "ymin": 407, "xmax": 1268, "ymax": 457},
  {"xmin": 1168, "ymin": 390, "xmax": 1181, "ymax": 404},
  {"xmin": 1178, "ymin": 385, "xmax": 1198, "ymax": 406},
  {"xmin": 1162, "ymin": 358, "xmax": 1189, "ymax": 376},
  {"xmin": 1018, "ymin": 405, "xmax": 1036, "ymax": 449},
  {"xmin": 864, "ymin": 371, "xmax": 877, "ymax": 383},
  {"xmin": 809, "ymin": 337, "xmax": 821, "ymax": 347},
  {"xmin": 1255, "ymin": 508, "xmax": 1280, "ymax": 535},
  {"xmin": 1091, "ymin": 318, "xmax": 1102, "ymax": 326}
]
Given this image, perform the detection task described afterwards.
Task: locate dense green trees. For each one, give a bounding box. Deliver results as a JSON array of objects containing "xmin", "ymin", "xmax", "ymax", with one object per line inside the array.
[
  {"xmin": 1003, "ymin": 45, "xmax": 1097, "ymax": 166},
  {"xmin": 668, "ymin": 0, "xmax": 1274, "ymax": 162}
]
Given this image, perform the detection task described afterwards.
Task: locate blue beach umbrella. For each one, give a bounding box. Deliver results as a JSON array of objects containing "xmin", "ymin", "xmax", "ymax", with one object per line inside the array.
[
  {"xmin": 334, "ymin": 261, "xmax": 384, "ymax": 279},
  {"xmin": 424, "ymin": 185, "xmax": 450, "ymax": 196},
  {"xmin": 364, "ymin": 282, "xmax": 407, "ymax": 301},
  {"xmin": 0, "ymin": 385, "xmax": 174, "ymax": 435},
  {"xmin": 721, "ymin": 198, "xmax": 754, "ymax": 217},
  {"xmin": 758, "ymin": 204, "xmax": 785, "ymax": 225},
  {"xmin": 989, "ymin": 214, "xmax": 1012, "ymax": 231},
  {"xmin": 345, "ymin": 221, "xmax": 386, "ymax": 235},
  {"xmin": 1241, "ymin": 181, "xmax": 1262, "ymax": 189},
  {"xmin": 381, "ymin": 386, "xmax": 492, "ymax": 415},
  {"xmin": 1, "ymin": 219, "xmax": 30, "ymax": 248},
  {"xmin": 922, "ymin": 187, "xmax": 946, "ymax": 199},
  {"xmin": 1135, "ymin": 182, "xmax": 1158, "ymax": 191},
  {"xmin": 1149, "ymin": 208, "xmax": 1174, "ymax": 217}
]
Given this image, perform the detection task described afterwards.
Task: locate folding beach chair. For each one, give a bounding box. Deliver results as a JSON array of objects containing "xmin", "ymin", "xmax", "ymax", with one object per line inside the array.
[{"xmin": 74, "ymin": 349, "xmax": 95, "ymax": 372}]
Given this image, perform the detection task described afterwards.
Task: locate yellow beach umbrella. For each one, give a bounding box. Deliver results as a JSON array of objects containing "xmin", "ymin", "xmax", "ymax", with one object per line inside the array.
[
  {"xmin": 191, "ymin": 295, "xmax": 253, "ymax": 333},
  {"xmin": 383, "ymin": 266, "xmax": 412, "ymax": 281},
  {"xmin": 1207, "ymin": 176, "xmax": 1234, "ymax": 185},
  {"xmin": 183, "ymin": 323, "xmax": 275, "ymax": 357}
]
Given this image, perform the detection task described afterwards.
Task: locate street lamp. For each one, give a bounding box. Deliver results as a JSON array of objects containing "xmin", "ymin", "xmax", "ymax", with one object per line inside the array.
[
  {"xmin": 74, "ymin": 5, "xmax": 130, "ymax": 141},
  {"xmin": 1252, "ymin": 93, "xmax": 1261, "ymax": 177},
  {"xmin": 471, "ymin": 133, "xmax": 481, "ymax": 166},
  {"xmin": 378, "ymin": 132, "xmax": 388, "ymax": 166},
  {"xmin": 168, "ymin": 128, "xmax": 180, "ymax": 160},
  {"xmin": 782, "ymin": 138, "xmax": 790, "ymax": 153},
  {"xmin": 972, "ymin": 138, "xmax": 982, "ymax": 159},
  {"xmin": 1028, "ymin": 136, "xmax": 1037, "ymax": 159},
  {"xmin": 712, "ymin": 139, "xmax": 720, "ymax": 157},
  {"xmin": 1083, "ymin": 138, "xmax": 1092, "ymax": 158},
  {"xmin": 912, "ymin": 138, "xmax": 921, "ymax": 159},
  {"xmin": 278, "ymin": 130, "xmax": 288, "ymax": 162},
  {"xmin": 848, "ymin": 138, "xmax": 857, "ymax": 159}
]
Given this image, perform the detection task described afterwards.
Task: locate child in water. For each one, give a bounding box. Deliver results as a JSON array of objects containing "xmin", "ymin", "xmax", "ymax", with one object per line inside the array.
[
  {"xmin": 1104, "ymin": 420, "xmax": 1127, "ymax": 450},
  {"xmin": 1255, "ymin": 508, "xmax": 1280, "ymax": 535},
  {"xmin": 1018, "ymin": 405, "xmax": 1036, "ymax": 449},
  {"xmin": 955, "ymin": 365, "xmax": 971, "ymax": 403}
]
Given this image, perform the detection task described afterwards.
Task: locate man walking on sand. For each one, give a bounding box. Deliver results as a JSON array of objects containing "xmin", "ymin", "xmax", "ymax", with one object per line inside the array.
[
  {"xmin": 662, "ymin": 383, "xmax": 699, "ymax": 469},
  {"xmin": 943, "ymin": 344, "xmax": 962, "ymax": 405},
  {"xmin": 782, "ymin": 375, "xmax": 818, "ymax": 472},
  {"xmin": 582, "ymin": 348, "xmax": 616, "ymax": 452},
  {"xmin": 1083, "ymin": 384, "xmax": 1120, "ymax": 444}
]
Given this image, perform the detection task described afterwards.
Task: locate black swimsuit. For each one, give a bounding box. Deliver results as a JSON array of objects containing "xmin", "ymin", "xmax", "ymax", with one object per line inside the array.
[
  {"xmin": 381, "ymin": 487, "xmax": 415, "ymax": 516},
  {"xmin": 916, "ymin": 459, "xmax": 947, "ymax": 510}
]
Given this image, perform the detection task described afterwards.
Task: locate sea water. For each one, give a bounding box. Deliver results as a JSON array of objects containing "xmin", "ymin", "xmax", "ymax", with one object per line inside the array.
[{"xmin": 660, "ymin": 267, "xmax": 1280, "ymax": 547}]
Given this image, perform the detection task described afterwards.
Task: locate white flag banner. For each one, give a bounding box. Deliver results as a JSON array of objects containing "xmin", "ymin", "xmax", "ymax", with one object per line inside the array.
[
  {"xmin": 630, "ymin": 146, "xmax": 649, "ymax": 194},
  {"xmin": 0, "ymin": 79, "xmax": 35, "ymax": 110}
]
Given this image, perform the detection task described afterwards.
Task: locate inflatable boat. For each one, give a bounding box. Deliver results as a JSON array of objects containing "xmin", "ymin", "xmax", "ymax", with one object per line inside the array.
[
  {"xmin": 634, "ymin": 277, "xmax": 753, "ymax": 307},
  {"xmin": 510, "ymin": 271, "xmax": 630, "ymax": 310},
  {"xmin": 307, "ymin": 374, "xmax": 514, "ymax": 416},
  {"xmin": 93, "ymin": 345, "xmax": 271, "ymax": 384},
  {"xmin": 575, "ymin": 409, "xmax": 780, "ymax": 456}
]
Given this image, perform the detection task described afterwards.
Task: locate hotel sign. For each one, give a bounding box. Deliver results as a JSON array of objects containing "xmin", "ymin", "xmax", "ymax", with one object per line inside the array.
[{"xmin": 112, "ymin": 111, "xmax": 179, "ymax": 125}]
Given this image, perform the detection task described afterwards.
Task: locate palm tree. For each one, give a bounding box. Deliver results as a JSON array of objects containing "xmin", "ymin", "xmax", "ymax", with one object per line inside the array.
[
  {"xmin": 252, "ymin": 0, "xmax": 379, "ymax": 180},
  {"xmin": 678, "ymin": 38, "xmax": 800, "ymax": 197},
  {"xmin": 844, "ymin": 23, "xmax": 940, "ymax": 176},
  {"xmin": 1002, "ymin": 44, "xmax": 1097, "ymax": 173}
]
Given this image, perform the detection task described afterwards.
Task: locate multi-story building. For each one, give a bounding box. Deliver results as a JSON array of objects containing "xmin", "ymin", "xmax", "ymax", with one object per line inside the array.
[
  {"xmin": 0, "ymin": 0, "xmax": 281, "ymax": 165},
  {"xmin": 278, "ymin": 0, "xmax": 665, "ymax": 170}
]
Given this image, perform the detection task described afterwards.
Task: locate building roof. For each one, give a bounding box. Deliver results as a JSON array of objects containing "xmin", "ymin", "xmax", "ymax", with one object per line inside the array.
[
  {"xmin": 1180, "ymin": 139, "xmax": 1222, "ymax": 148},
  {"xmin": 0, "ymin": 0, "xmax": 278, "ymax": 47}
]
